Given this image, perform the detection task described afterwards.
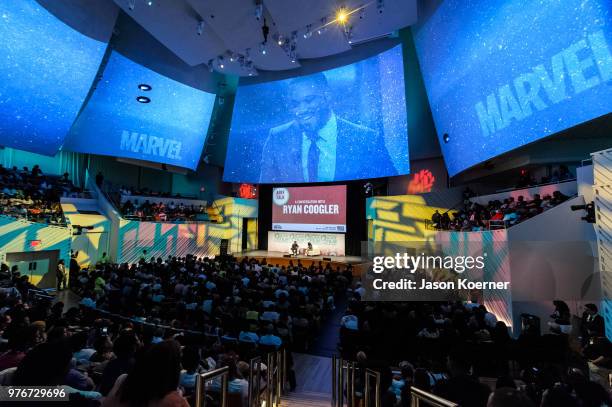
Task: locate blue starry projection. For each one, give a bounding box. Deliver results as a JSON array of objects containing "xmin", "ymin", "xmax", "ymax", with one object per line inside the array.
[
  {"xmin": 0, "ymin": 0, "xmax": 108, "ymax": 155},
  {"xmin": 63, "ymin": 52, "xmax": 216, "ymax": 170},
  {"xmin": 413, "ymin": 0, "xmax": 612, "ymax": 176},
  {"xmin": 223, "ymin": 45, "xmax": 409, "ymax": 184}
]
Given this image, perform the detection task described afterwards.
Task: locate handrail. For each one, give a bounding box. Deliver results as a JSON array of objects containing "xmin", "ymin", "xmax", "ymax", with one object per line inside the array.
[
  {"xmin": 332, "ymin": 356, "xmax": 356, "ymax": 407},
  {"xmin": 248, "ymin": 349, "xmax": 286, "ymax": 407},
  {"xmin": 249, "ymin": 356, "xmax": 262, "ymax": 407},
  {"xmin": 410, "ymin": 387, "xmax": 458, "ymax": 407},
  {"xmin": 363, "ymin": 368, "xmax": 380, "ymax": 407},
  {"xmin": 195, "ymin": 365, "xmax": 229, "ymax": 407}
]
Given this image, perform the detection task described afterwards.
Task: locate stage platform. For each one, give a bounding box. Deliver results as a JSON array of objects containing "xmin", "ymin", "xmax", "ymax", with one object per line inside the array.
[{"xmin": 235, "ymin": 250, "xmax": 369, "ymax": 274}]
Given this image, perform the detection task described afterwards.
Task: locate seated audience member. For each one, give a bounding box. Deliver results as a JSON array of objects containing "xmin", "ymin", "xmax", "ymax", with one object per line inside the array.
[
  {"xmin": 99, "ymin": 331, "xmax": 140, "ymax": 396},
  {"xmin": 102, "ymin": 340, "xmax": 188, "ymax": 407},
  {"xmin": 11, "ymin": 341, "xmax": 101, "ymax": 400},
  {"xmin": 580, "ymin": 303, "xmax": 605, "ymax": 344},
  {"xmin": 433, "ymin": 347, "xmax": 491, "ymax": 407},
  {"xmin": 259, "ymin": 325, "xmax": 283, "ymax": 349}
]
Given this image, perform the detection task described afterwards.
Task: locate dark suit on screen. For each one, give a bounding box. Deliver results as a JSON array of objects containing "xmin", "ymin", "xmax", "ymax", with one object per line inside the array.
[{"xmin": 259, "ymin": 117, "xmax": 396, "ymax": 183}]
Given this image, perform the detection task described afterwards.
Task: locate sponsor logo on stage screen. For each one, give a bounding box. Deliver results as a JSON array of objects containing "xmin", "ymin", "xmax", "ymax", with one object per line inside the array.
[{"xmin": 272, "ymin": 185, "xmax": 346, "ymax": 233}]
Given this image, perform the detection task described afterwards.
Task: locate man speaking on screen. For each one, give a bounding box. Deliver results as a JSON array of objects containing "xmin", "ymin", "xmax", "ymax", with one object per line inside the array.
[{"xmin": 259, "ymin": 73, "xmax": 396, "ymax": 183}]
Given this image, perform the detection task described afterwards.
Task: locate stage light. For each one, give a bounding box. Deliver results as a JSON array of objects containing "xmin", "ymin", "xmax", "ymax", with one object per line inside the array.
[
  {"xmin": 229, "ymin": 52, "xmax": 235, "ymax": 62},
  {"xmin": 197, "ymin": 20, "xmax": 204, "ymax": 36},
  {"xmin": 443, "ymin": 133, "xmax": 450, "ymax": 143},
  {"xmin": 138, "ymin": 84, "xmax": 152, "ymax": 91},
  {"xmin": 136, "ymin": 96, "xmax": 150, "ymax": 103},
  {"xmin": 336, "ymin": 8, "xmax": 348, "ymax": 24},
  {"xmin": 128, "ymin": 0, "xmax": 135, "ymax": 10},
  {"xmin": 218, "ymin": 56, "xmax": 225, "ymax": 69},
  {"xmin": 259, "ymin": 42, "xmax": 267, "ymax": 55},
  {"xmin": 147, "ymin": 0, "xmax": 153, "ymax": 6}
]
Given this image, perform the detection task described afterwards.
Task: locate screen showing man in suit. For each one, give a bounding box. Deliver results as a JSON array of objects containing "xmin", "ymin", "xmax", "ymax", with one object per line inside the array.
[{"xmin": 223, "ymin": 44, "xmax": 409, "ymax": 184}]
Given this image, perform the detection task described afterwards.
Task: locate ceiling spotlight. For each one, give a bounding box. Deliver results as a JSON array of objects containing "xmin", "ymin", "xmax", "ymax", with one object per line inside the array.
[
  {"xmin": 443, "ymin": 133, "xmax": 450, "ymax": 143},
  {"xmin": 228, "ymin": 52, "xmax": 235, "ymax": 62},
  {"xmin": 291, "ymin": 31, "xmax": 298, "ymax": 42},
  {"xmin": 276, "ymin": 34, "xmax": 283, "ymax": 46},
  {"xmin": 138, "ymin": 84, "xmax": 152, "ymax": 91},
  {"xmin": 127, "ymin": 0, "xmax": 135, "ymax": 10},
  {"xmin": 336, "ymin": 7, "xmax": 349, "ymax": 24},
  {"xmin": 197, "ymin": 20, "xmax": 204, "ymax": 35},
  {"xmin": 254, "ymin": 1, "xmax": 263, "ymax": 21},
  {"xmin": 303, "ymin": 24, "xmax": 312, "ymax": 39},
  {"xmin": 207, "ymin": 59, "xmax": 214, "ymax": 72},
  {"xmin": 377, "ymin": 0, "xmax": 384, "ymax": 14},
  {"xmin": 136, "ymin": 96, "xmax": 150, "ymax": 103},
  {"xmin": 217, "ymin": 56, "xmax": 225, "ymax": 69},
  {"xmin": 290, "ymin": 51, "xmax": 297, "ymax": 63},
  {"xmin": 318, "ymin": 17, "xmax": 327, "ymax": 35},
  {"xmin": 147, "ymin": 0, "xmax": 153, "ymax": 5},
  {"xmin": 259, "ymin": 42, "xmax": 267, "ymax": 55},
  {"xmin": 344, "ymin": 25, "xmax": 353, "ymax": 42}
]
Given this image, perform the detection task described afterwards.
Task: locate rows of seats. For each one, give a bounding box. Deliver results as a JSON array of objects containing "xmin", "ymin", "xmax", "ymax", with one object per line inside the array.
[
  {"xmin": 337, "ymin": 294, "xmax": 610, "ymax": 407},
  {"xmin": 0, "ymin": 255, "xmax": 353, "ymax": 405}
]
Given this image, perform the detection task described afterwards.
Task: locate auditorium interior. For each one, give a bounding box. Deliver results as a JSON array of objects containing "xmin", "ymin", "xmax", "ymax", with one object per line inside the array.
[{"xmin": 0, "ymin": 1, "xmax": 611, "ymax": 406}]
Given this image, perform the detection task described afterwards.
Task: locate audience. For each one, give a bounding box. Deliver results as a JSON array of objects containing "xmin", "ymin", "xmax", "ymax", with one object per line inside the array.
[
  {"xmin": 121, "ymin": 198, "xmax": 207, "ymax": 222},
  {"xmin": 0, "ymin": 254, "xmax": 348, "ymax": 404},
  {"xmin": 339, "ymin": 291, "xmax": 610, "ymax": 407},
  {"xmin": 0, "ymin": 164, "xmax": 85, "ymax": 225},
  {"xmin": 432, "ymin": 189, "xmax": 570, "ymax": 231}
]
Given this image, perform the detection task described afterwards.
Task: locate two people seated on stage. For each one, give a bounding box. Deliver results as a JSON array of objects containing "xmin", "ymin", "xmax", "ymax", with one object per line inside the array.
[{"xmin": 289, "ymin": 241, "xmax": 319, "ymax": 256}]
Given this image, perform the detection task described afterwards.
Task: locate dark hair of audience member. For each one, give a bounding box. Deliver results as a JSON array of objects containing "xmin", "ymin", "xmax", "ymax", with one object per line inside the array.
[
  {"xmin": 118, "ymin": 340, "xmax": 182, "ymax": 405},
  {"xmin": 487, "ymin": 388, "xmax": 535, "ymax": 407},
  {"xmin": 13, "ymin": 341, "xmax": 72, "ymax": 386},
  {"xmin": 540, "ymin": 387, "xmax": 578, "ymax": 407},
  {"xmin": 113, "ymin": 331, "xmax": 139, "ymax": 359},
  {"xmin": 573, "ymin": 381, "xmax": 611, "ymax": 407},
  {"xmin": 181, "ymin": 346, "xmax": 200, "ymax": 373},
  {"xmin": 495, "ymin": 375, "xmax": 516, "ymax": 390},
  {"xmin": 413, "ymin": 368, "xmax": 431, "ymax": 392}
]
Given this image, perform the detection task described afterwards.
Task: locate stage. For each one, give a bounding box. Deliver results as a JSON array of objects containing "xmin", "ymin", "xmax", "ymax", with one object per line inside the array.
[{"xmin": 235, "ymin": 250, "xmax": 369, "ymax": 274}]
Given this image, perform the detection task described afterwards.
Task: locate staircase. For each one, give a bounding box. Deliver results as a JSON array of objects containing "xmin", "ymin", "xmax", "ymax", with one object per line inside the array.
[{"xmin": 280, "ymin": 391, "xmax": 330, "ymax": 407}]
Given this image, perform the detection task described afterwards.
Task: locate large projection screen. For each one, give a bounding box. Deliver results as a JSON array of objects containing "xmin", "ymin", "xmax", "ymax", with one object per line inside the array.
[
  {"xmin": 224, "ymin": 44, "xmax": 409, "ymax": 184},
  {"xmin": 0, "ymin": 0, "xmax": 111, "ymax": 155},
  {"xmin": 63, "ymin": 52, "xmax": 216, "ymax": 170},
  {"xmin": 413, "ymin": 0, "xmax": 612, "ymax": 176}
]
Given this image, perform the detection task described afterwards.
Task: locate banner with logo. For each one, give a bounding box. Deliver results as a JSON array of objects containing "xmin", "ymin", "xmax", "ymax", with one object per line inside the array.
[
  {"xmin": 268, "ymin": 231, "xmax": 346, "ymax": 256},
  {"xmin": 272, "ymin": 185, "xmax": 346, "ymax": 232}
]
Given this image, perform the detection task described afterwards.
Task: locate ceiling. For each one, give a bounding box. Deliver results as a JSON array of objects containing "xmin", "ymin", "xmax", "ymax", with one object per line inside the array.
[{"xmin": 112, "ymin": 0, "xmax": 418, "ymax": 77}]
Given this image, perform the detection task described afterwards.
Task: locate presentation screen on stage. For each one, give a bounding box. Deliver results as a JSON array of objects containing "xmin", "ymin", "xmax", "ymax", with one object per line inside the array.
[
  {"xmin": 272, "ymin": 185, "xmax": 346, "ymax": 233},
  {"xmin": 0, "ymin": 0, "xmax": 110, "ymax": 155},
  {"xmin": 224, "ymin": 45, "xmax": 409, "ymax": 184},
  {"xmin": 413, "ymin": 0, "xmax": 612, "ymax": 176},
  {"xmin": 63, "ymin": 52, "xmax": 216, "ymax": 170}
]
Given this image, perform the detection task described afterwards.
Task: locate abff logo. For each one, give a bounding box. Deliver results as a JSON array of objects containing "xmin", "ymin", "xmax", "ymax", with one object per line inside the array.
[{"xmin": 273, "ymin": 188, "xmax": 290, "ymax": 206}]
